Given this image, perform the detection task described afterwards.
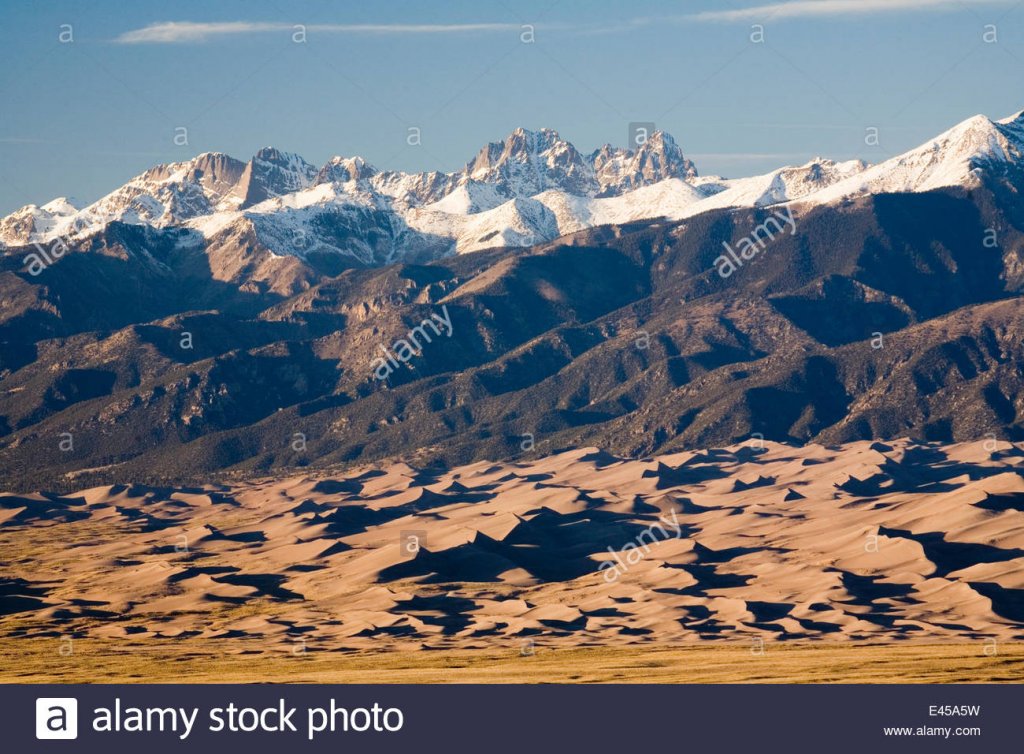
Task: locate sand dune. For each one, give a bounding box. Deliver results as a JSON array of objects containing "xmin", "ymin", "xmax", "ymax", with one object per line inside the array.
[{"xmin": 2, "ymin": 439, "xmax": 1023, "ymax": 651}]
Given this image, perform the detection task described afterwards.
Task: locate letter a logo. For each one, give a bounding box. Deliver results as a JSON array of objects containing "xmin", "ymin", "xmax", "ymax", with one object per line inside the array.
[{"xmin": 36, "ymin": 698, "xmax": 78, "ymax": 739}]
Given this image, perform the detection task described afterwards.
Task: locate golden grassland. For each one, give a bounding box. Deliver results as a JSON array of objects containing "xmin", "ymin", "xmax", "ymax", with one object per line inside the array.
[{"xmin": 1, "ymin": 640, "xmax": 1021, "ymax": 684}]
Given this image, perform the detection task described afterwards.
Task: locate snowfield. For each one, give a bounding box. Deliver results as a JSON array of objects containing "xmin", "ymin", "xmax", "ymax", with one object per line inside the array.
[{"xmin": 3, "ymin": 111, "xmax": 1023, "ymax": 262}]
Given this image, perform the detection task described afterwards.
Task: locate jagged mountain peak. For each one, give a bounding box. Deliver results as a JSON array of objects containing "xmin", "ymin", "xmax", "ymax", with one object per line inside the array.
[
  {"xmin": 252, "ymin": 146, "xmax": 311, "ymax": 166},
  {"xmin": 461, "ymin": 126, "xmax": 597, "ymax": 202},
  {"xmin": 0, "ymin": 200, "xmax": 78, "ymax": 248},
  {"xmin": 40, "ymin": 197, "xmax": 80, "ymax": 214},
  {"xmin": 467, "ymin": 127, "xmax": 578, "ymax": 171},
  {"xmin": 633, "ymin": 129, "xmax": 679, "ymax": 151},
  {"xmin": 138, "ymin": 151, "xmax": 244, "ymax": 182},
  {"xmin": 591, "ymin": 129, "xmax": 698, "ymax": 196},
  {"xmin": 231, "ymin": 147, "xmax": 317, "ymax": 209},
  {"xmin": 0, "ymin": 152, "xmax": 251, "ymax": 246},
  {"xmin": 501, "ymin": 126, "xmax": 565, "ymax": 149},
  {"xmin": 315, "ymin": 155, "xmax": 378, "ymax": 185},
  {"xmin": 915, "ymin": 111, "xmax": 1024, "ymax": 169},
  {"xmin": 788, "ymin": 156, "xmax": 867, "ymax": 178}
]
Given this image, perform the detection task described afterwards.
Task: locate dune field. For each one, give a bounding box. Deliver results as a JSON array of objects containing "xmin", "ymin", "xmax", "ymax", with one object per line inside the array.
[{"xmin": 2, "ymin": 439, "xmax": 1023, "ymax": 682}]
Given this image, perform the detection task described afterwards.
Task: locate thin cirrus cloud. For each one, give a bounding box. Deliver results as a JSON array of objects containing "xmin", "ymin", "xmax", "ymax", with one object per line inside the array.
[
  {"xmin": 690, "ymin": 0, "xmax": 1012, "ymax": 22},
  {"xmin": 115, "ymin": 20, "xmax": 523, "ymax": 44},
  {"xmin": 116, "ymin": 4, "xmax": 1011, "ymax": 44}
]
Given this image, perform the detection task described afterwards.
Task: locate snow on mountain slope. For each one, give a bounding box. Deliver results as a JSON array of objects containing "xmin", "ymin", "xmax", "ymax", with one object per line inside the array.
[
  {"xmin": 685, "ymin": 158, "xmax": 867, "ymax": 216},
  {"xmin": 1, "ymin": 152, "xmax": 247, "ymax": 247},
  {"xmin": 591, "ymin": 131, "xmax": 698, "ymax": 196},
  {"xmin": 457, "ymin": 197, "xmax": 560, "ymax": 251},
  {"xmin": 423, "ymin": 181, "xmax": 510, "ymax": 215},
  {"xmin": 535, "ymin": 179, "xmax": 708, "ymax": 237},
  {"xmin": 461, "ymin": 127, "xmax": 598, "ymax": 202},
  {"xmin": 81, "ymin": 152, "xmax": 247, "ymax": 227},
  {"xmin": 408, "ymin": 161, "xmax": 858, "ymax": 254},
  {"xmin": 403, "ymin": 159, "xmax": 873, "ymax": 254},
  {"xmin": 0, "ymin": 197, "xmax": 80, "ymax": 247},
  {"xmin": 99, "ymin": 127, "xmax": 710, "ymax": 260},
  {"xmin": 190, "ymin": 180, "xmax": 451, "ymax": 266},
  {"xmin": 314, "ymin": 155, "xmax": 376, "ymax": 186},
  {"xmin": 229, "ymin": 147, "xmax": 317, "ymax": 208},
  {"xmin": 803, "ymin": 112, "xmax": 1024, "ymax": 206},
  {"xmin": 4, "ymin": 111, "xmax": 1023, "ymax": 263},
  {"xmin": 366, "ymin": 169, "xmax": 455, "ymax": 209},
  {"xmin": 405, "ymin": 178, "xmax": 708, "ymax": 253}
]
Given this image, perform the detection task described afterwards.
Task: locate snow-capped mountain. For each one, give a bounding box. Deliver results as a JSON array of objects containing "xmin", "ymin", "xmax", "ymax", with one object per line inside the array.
[
  {"xmin": 0, "ymin": 152, "xmax": 246, "ymax": 245},
  {"xmin": 85, "ymin": 151, "xmax": 247, "ymax": 226},
  {"xmin": 231, "ymin": 147, "xmax": 318, "ymax": 208},
  {"xmin": 3, "ymin": 110, "xmax": 1023, "ymax": 266},
  {"xmin": 0, "ymin": 126, "xmax": 702, "ymax": 254},
  {"xmin": 591, "ymin": 131, "xmax": 698, "ymax": 196},
  {"xmin": 685, "ymin": 157, "xmax": 868, "ymax": 216},
  {"xmin": 802, "ymin": 110, "xmax": 1024, "ymax": 205},
  {"xmin": 0, "ymin": 197, "xmax": 80, "ymax": 247}
]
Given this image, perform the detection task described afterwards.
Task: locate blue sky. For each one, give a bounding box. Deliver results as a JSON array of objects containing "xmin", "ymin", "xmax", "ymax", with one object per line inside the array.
[{"xmin": 2, "ymin": 0, "xmax": 1023, "ymax": 213}]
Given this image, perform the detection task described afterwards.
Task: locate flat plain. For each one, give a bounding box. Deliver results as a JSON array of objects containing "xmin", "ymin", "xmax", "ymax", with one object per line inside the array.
[{"xmin": 2, "ymin": 640, "xmax": 1021, "ymax": 684}]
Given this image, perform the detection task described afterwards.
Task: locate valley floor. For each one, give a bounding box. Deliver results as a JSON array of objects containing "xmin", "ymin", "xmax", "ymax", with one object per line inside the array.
[{"xmin": 1, "ymin": 639, "xmax": 1021, "ymax": 684}]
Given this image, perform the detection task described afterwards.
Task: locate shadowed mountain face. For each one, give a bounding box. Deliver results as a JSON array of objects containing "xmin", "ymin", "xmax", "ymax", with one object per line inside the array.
[{"xmin": 1, "ymin": 180, "xmax": 1024, "ymax": 491}]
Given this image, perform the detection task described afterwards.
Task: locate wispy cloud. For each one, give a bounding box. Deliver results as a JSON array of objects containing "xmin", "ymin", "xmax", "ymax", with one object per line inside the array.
[
  {"xmin": 691, "ymin": 0, "xmax": 1012, "ymax": 22},
  {"xmin": 116, "ymin": 21, "xmax": 522, "ymax": 44},
  {"xmin": 115, "ymin": 5, "xmax": 1003, "ymax": 44}
]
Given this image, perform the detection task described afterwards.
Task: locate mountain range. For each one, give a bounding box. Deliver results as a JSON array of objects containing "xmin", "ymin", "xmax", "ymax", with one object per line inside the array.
[
  {"xmin": 4, "ymin": 110, "xmax": 1020, "ymax": 289},
  {"xmin": 1, "ymin": 129, "xmax": 708, "ymax": 277},
  {"xmin": 2, "ymin": 108, "xmax": 1024, "ymax": 491}
]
